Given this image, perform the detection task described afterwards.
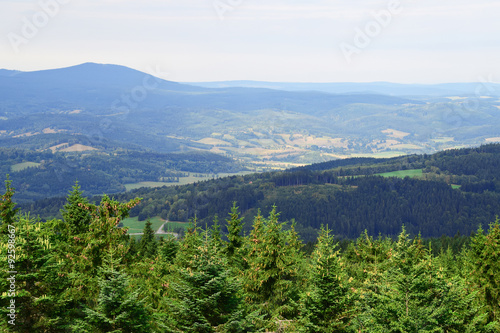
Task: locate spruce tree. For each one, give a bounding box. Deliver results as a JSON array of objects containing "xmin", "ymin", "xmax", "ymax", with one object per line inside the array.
[
  {"xmin": 138, "ymin": 219, "xmax": 157, "ymax": 258},
  {"xmin": 359, "ymin": 227, "xmax": 488, "ymax": 332},
  {"xmin": 225, "ymin": 202, "xmax": 244, "ymax": 267},
  {"xmin": 72, "ymin": 248, "xmax": 154, "ymax": 332},
  {"xmin": 241, "ymin": 207, "xmax": 305, "ymax": 329},
  {"xmin": 301, "ymin": 225, "xmax": 355, "ymax": 332},
  {"xmin": 469, "ymin": 220, "xmax": 500, "ymax": 326},
  {"xmin": 167, "ymin": 227, "xmax": 246, "ymax": 332},
  {"xmin": 0, "ymin": 176, "xmax": 19, "ymax": 234},
  {"xmin": 60, "ymin": 182, "xmax": 91, "ymax": 236}
]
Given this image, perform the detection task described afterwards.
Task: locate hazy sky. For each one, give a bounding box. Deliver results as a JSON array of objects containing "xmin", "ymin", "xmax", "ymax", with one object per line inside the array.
[{"xmin": 0, "ymin": 0, "xmax": 499, "ymax": 83}]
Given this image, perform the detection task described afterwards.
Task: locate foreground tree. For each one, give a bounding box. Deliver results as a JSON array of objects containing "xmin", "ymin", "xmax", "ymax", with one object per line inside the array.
[
  {"xmin": 358, "ymin": 228, "xmax": 491, "ymax": 332},
  {"xmin": 72, "ymin": 249, "xmax": 154, "ymax": 332},
  {"xmin": 138, "ymin": 219, "xmax": 158, "ymax": 258},
  {"xmin": 300, "ymin": 225, "xmax": 355, "ymax": 332},
  {"xmin": 241, "ymin": 207, "xmax": 305, "ymax": 330},
  {"xmin": 469, "ymin": 220, "xmax": 500, "ymax": 326},
  {"xmin": 166, "ymin": 225, "xmax": 250, "ymax": 332},
  {"xmin": 225, "ymin": 202, "xmax": 245, "ymax": 269}
]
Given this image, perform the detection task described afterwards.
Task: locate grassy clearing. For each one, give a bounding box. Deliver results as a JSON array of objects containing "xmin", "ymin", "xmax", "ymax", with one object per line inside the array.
[
  {"xmin": 376, "ymin": 169, "xmax": 423, "ymax": 178},
  {"xmin": 163, "ymin": 221, "xmax": 190, "ymax": 232},
  {"xmin": 351, "ymin": 151, "xmax": 408, "ymax": 158},
  {"xmin": 125, "ymin": 172, "xmax": 256, "ymax": 191},
  {"xmin": 451, "ymin": 184, "xmax": 462, "ymax": 189},
  {"xmin": 124, "ymin": 181, "xmax": 175, "ymax": 191},
  {"xmin": 121, "ymin": 216, "xmax": 165, "ymax": 234},
  {"xmin": 11, "ymin": 162, "xmax": 40, "ymax": 172}
]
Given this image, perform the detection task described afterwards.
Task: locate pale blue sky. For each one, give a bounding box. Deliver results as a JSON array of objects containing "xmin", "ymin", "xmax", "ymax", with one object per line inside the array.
[{"xmin": 0, "ymin": 0, "xmax": 499, "ymax": 83}]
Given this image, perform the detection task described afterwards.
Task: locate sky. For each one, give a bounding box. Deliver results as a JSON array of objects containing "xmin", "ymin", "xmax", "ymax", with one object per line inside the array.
[{"xmin": 0, "ymin": 0, "xmax": 499, "ymax": 83}]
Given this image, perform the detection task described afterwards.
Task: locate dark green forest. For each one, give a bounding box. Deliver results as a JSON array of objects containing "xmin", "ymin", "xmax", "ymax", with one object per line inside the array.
[
  {"xmin": 1, "ymin": 180, "xmax": 500, "ymax": 332},
  {"xmin": 20, "ymin": 144, "xmax": 500, "ymax": 241},
  {"xmin": 0, "ymin": 147, "xmax": 246, "ymax": 202}
]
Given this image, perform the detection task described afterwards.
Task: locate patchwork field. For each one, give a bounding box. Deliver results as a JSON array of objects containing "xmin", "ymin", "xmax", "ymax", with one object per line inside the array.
[
  {"xmin": 121, "ymin": 216, "xmax": 165, "ymax": 234},
  {"xmin": 376, "ymin": 169, "xmax": 424, "ymax": 178},
  {"xmin": 11, "ymin": 162, "xmax": 41, "ymax": 172},
  {"xmin": 163, "ymin": 221, "xmax": 190, "ymax": 232}
]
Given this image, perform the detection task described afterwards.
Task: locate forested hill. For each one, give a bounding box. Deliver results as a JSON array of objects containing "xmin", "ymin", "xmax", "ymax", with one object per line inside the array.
[
  {"xmin": 2, "ymin": 147, "xmax": 246, "ymax": 203},
  {"xmin": 21, "ymin": 144, "xmax": 500, "ymax": 241}
]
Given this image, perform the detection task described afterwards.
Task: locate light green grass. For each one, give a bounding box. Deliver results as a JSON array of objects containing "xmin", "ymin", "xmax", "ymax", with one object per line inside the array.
[
  {"xmin": 124, "ymin": 172, "xmax": 255, "ymax": 191},
  {"xmin": 350, "ymin": 151, "xmax": 407, "ymax": 158},
  {"xmin": 163, "ymin": 221, "xmax": 190, "ymax": 232},
  {"xmin": 376, "ymin": 169, "xmax": 423, "ymax": 178},
  {"xmin": 431, "ymin": 137, "xmax": 454, "ymax": 143},
  {"xmin": 11, "ymin": 162, "xmax": 40, "ymax": 172},
  {"xmin": 124, "ymin": 181, "xmax": 174, "ymax": 191},
  {"xmin": 121, "ymin": 216, "xmax": 165, "ymax": 234},
  {"xmin": 451, "ymin": 184, "xmax": 462, "ymax": 189}
]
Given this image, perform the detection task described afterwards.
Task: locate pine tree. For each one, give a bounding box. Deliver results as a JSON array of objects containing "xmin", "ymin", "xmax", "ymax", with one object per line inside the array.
[
  {"xmin": 211, "ymin": 214, "xmax": 223, "ymax": 249},
  {"xmin": 54, "ymin": 193, "xmax": 142, "ymax": 322},
  {"xmin": 166, "ymin": 227, "xmax": 246, "ymax": 332},
  {"xmin": 60, "ymin": 182, "xmax": 91, "ymax": 236},
  {"xmin": 241, "ymin": 207, "xmax": 305, "ymax": 329},
  {"xmin": 225, "ymin": 202, "xmax": 244, "ymax": 267},
  {"xmin": 72, "ymin": 248, "xmax": 154, "ymax": 332},
  {"xmin": 158, "ymin": 234, "xmax": 178, "ymax": 264},
  {"xmin": 301, "ymin": 225, "xmax": 355, "ymax": 332},
  {"xmin": 138, "ymin": 219, "xmax": 157, "ymax": 258},
  {"xmin": 0, "ymin": 176, "xmax": 19, "ymax": 234},
  {"xmin": 0, "ymin": 211, "xmax": 68, "ymax": 331},
  {"xmin": 359, "ymin": 227, "xmax": 488, "ymax": 332},
  {"xmin": 469, "ymin": 220, "xmax": 500, "ymax": 325}
]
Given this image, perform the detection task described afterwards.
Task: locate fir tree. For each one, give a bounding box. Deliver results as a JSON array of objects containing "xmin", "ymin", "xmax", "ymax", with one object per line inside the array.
[
  {"xmin": 158, "ymin": 234, "xmax": 178, "ymax": 264},
  {"xmin": 167, "ymin": 227, "xmax": 246, "ymax": 332},
  {"xmin": 469, "ymin": 220, "xmax": 500, "ymax": 326},
  {"xmin": 0, "ymin": 175, "xmax": 19, "ymax": 234},
  {"xmin": 138, "ymin": 219, "xmax": 157, "ymax": 258},
  {"xmin": 301, "ymin": 225, "xmax": 355, "ymax": 332},
  {"xmin": 225, "ymin": 202, "xmax": 244, "ymax": 267},
  {"xmin": 73, "ymin": 248, "xmax": 154, "ymax": 332},
  {"xmin": 359, "ymin": 227, "xmax": 489, "ymax": 332},
  {"xmin": 60, "ymin": 182, "xmax": 91, "ymax": 236},
  {"xmin": 241, "ymin": 207, "xmax": 305, "ymax": 328},
  {"xmin": 211, "ymin": 215, "xmax": 222, "ymax": 246}
]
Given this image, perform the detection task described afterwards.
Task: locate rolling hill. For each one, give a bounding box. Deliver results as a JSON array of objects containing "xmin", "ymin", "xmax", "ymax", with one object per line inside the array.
[{"xmin": 1, "ymin": 63, "xmax": 499, "ymax": 167}]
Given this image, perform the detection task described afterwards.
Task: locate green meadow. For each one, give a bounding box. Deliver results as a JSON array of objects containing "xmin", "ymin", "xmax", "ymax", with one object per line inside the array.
[
  {"xmin": 376, "ymin": 169, "xmax": 423, "ymax": 179},
  {"xmin": 11, "ymin": 162, "xmax": 40, "ymax": 172}
]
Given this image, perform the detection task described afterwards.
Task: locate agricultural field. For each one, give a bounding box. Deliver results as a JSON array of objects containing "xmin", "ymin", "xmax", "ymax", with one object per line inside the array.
[
  {"xmin": 376, "ymin": 169, "xmax": 424, "ymax": 178},
  {"xmin": 121, "ymin": 216, "xmax": 165, "ymax": 234},
  {"xmin": 11, "ymin": 161, "xmax": 40, "ymax": 172},
  {"xmin": 124, "ymin": 171, "xmax": 255, "ymax": 191},
  {"xmin": 163, "ymin": 221, "xmax": 190, "ymax": 233},
  {"xmin": 124, "ymin": 181, "xmax": 176, "ymax": 191}
]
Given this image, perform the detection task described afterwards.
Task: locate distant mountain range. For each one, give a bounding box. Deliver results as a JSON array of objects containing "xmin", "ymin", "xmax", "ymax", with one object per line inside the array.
[
  {"xmin": 1, "ymin": 63, "xmax": 500, "ymax": 166},
  {"xmin": 185, "ymin": 80, "xmax": 500, "ymax": 97}
]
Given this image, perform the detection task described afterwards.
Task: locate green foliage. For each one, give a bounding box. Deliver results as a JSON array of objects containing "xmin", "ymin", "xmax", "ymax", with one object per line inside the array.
[
  {"xmin": 241, "ymin": 207, "xmax": 305, "ymax": 327},
  {"xmin": 138, "ymin": 219, "xmax": 157, "ymax": 258},
  {"xmin": 3, "ymin": 178, "xmax": 500, "ymax": 331},
  {"xmin": 72, "ymin": 249, "xmax": 154, "ymax": 332},
  {"xmin": 300, "ymin": 225, "xmax": 355, "ymax": 332},
  {"xmin": 469, "ymin": 219, "xmax": 500, "ymax": 324},
  {"xmin": 356, "ymin": 228, "xmax": 491, "ymax": 332},
  {"xmin": 60, "ymin": 182, "xmax": 91, "ymax": 236},
  {"xmin": 225, "ymin": 202, "xmax": 245, "ymax": 268},
  {"xmin": 0, "ymin": 175, "xmax": 19, "ymax": 232},
  {"xmin": 166, "ymin": 228, "xmax": 246, "ymax": 332},
  {"xmin": 0, "ymin": 214, "xmax": 61, "ymax": 331}
]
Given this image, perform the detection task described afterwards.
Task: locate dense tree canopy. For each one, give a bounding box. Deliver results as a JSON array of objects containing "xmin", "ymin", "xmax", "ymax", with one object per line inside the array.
[{"xmin": 2, "ymin": 180, "xmax": 500, "ymax": 331}]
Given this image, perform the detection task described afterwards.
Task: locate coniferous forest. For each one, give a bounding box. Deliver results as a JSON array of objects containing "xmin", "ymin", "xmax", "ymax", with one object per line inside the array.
[{"xmin": 1, "ymin": 177, "xmax": 500, "ymax": 332}]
